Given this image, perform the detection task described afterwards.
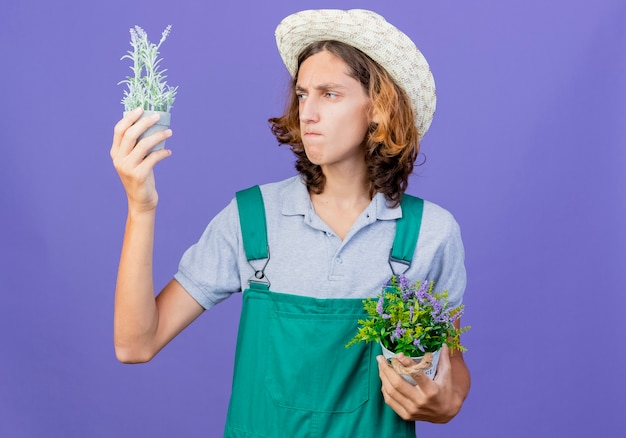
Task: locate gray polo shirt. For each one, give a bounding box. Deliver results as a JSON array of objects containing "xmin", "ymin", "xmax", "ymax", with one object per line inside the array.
[{"xmin": 175, "ymin": 175, "xmax": 466, "ymax": 311}]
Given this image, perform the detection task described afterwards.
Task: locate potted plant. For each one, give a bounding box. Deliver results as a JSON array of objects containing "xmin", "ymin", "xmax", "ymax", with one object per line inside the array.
[
  {"xmin": 346, "ymin": 275, "xmax": 470, "ymax": 382},
  {"xmin": 119, "ymin": 25, "xmax": 178, "ymax": 154}
]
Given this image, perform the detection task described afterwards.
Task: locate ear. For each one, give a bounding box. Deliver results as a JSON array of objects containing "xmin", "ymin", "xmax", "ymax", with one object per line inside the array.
[{"xmin": 370, "ymin": 107, "xmax": 381, "ymax": 125}]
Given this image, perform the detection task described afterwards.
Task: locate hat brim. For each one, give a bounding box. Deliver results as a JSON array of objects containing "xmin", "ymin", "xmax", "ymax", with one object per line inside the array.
[{"xmin": 275, "ymin": 9, "xmax": 436, "ymax": 139}]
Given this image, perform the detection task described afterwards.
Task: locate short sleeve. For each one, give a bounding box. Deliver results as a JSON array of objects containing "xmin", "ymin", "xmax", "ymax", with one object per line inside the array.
[
  {"xmin": 431, "ymin": 219, "xmax": 466, "ymax": 310},
  {"xmin": 174, "ymin": 199, "xmax": 243, "ymax": 311},
  {"xmin": 416, "ymin": 203, "xmax": 467, "ymax": 311}
]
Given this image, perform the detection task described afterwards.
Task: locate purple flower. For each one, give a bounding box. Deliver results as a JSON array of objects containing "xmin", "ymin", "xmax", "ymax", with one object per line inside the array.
[
  {"xmin": 415, "ymin": 281, "xmax": 429, "ymax": 300},
  {"xmin": 449, "ymin": 307, "xmax": 464, "ymax": 323},
  {"xmin": 399, "ymin": 275, "xmax": 412, "ymax": 300},
  {"xmin": 413, "ymin": 338, "xmax": 426, "ymax": 353},
  {"xmin": 399, "ymin": 275, "xmax": 409, "ymax": 289},
  {"xmin": 377, "ymin": 295, "xmax": 392, "ymax": 319},
  {"xmin": 429, "ymin": 299, "xmax": 442, "ymax": 318},
  {"xmin": 431, "ymin": 298, "xmax": 442, "ymax": 314},
  {"xmin": 376, "ymin": 295, "xmax": 384, "ymax": 316},
  {"xmin": 391, "ymin": 321, "xmax": 406, "ymax": 342},
  {"xmin": 409, "ymin": 305, "xmax": 414, "ymax": 321},
  {"xmin": 401, "ymin": 290, "xmax": 412, "ymax": 301},
  {"xmin": 433, "ymin": 312, "xmax": 450, "ymax": 324}
]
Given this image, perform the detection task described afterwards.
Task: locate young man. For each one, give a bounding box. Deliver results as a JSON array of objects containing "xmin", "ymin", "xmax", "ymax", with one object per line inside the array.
[{"xmin": 111, "ymin": 9, "xmax": 469, "ymax": 437}]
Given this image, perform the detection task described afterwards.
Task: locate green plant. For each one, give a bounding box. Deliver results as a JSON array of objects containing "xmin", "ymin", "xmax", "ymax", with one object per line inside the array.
[
  {"xmin": 346, "ymin": 275, "xmax": 470, "ymax": 357},
  {"xmin": 119, "ymin": 25, "xmax": 178, "ymax": 112}
]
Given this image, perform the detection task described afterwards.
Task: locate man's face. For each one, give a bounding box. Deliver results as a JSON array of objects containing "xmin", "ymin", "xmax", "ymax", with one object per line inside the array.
[{"xmin": 296, "ymin": 50, "xmax": 372, "ymax": 172}]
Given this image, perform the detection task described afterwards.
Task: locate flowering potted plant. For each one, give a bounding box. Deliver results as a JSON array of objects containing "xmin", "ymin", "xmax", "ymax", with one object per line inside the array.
[
  {"xmin": 346, "ymin": 275, "xmax": 470, "ymax": 381},
  {"xmin": 119, "ymin": 25, "xmax": 178, "ymax": 154}
]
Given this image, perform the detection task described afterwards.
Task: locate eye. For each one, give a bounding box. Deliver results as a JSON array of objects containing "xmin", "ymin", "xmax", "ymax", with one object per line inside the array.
[
  {"xmin": 325, "ymin": 92, "xmax": 337, "ymax": 99},
  {"xmin": 297, "ymin": 93, "xmax": 307, "ymax": 101}
]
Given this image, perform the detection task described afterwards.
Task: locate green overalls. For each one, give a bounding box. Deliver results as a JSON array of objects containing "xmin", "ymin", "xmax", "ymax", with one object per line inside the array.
[{"xmin": 224, "ymin": 186, "xmax": 424, "ymax": 438}]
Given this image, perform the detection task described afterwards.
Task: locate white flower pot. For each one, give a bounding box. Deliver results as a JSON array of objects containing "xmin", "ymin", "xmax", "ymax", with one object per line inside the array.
[
  {"xmin": 124, "ymin": 110, "xmax": 171, "ymax": 154},
  {"xmin": 380, "ymin": 343, "xmax": 441, "ymax": 383}
]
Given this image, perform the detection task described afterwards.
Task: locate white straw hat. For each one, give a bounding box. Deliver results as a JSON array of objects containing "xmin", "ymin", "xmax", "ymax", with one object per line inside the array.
[{"xmin": 275, "ymin": 9, "xmax": 436, "ymax": 139}]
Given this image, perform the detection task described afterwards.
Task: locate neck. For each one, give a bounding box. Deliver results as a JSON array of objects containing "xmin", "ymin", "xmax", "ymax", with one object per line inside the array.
[
  {"xmin": 313, "ymin": 163, "xmax": 371, "ymax": 206},
  {"xmin": 309, "ymin": 164, "xmax": 372, "ymax": 240}
]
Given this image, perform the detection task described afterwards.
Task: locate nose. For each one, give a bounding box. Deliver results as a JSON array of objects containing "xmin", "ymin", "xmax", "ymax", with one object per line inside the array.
[{"xmin": 299, "ymin": 95, "xmax": 319, "ymax": 124}]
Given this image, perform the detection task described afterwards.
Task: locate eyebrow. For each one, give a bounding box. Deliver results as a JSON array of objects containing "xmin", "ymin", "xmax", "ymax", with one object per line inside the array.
[{"xmin": 295, "ymin": 83, "xmax": 348, "ymax": 92}]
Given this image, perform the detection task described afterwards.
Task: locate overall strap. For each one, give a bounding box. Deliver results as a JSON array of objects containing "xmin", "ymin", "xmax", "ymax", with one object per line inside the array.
[
  {"xmin": 235, "ymin": 185, "xmax": 270, "ymax": 287},
  {"xmin": 389, "ymin": 194, "xmax": 424, "ymax": 274}
]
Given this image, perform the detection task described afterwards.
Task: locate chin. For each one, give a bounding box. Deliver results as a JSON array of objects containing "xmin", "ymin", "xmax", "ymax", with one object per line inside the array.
[{"xmin": 303, "ymin": 149, "xmax": 323, "ymax": 166}]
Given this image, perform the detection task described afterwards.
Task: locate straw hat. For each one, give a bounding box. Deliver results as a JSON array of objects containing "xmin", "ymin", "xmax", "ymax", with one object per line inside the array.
[{"xmin": 275, "ymin": 9, "xmax": 436, "ymax": 139}]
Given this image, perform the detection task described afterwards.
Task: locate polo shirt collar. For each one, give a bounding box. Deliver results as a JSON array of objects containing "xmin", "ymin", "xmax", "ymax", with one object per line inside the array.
[{"xmin": 281, "ymin": 176, "xmax": 402, "ymax": 221}]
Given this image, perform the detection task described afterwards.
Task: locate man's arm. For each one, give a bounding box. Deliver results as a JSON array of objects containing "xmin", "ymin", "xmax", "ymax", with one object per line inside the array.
[{"xmin": 110, "ymin": 109, "xmax": 204, "ymax": 363}]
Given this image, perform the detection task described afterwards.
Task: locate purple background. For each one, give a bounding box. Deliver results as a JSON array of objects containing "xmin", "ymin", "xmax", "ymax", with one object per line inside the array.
[{"xmin": 1, "ymin": 0, "xmax": 625, "ymax": 436}]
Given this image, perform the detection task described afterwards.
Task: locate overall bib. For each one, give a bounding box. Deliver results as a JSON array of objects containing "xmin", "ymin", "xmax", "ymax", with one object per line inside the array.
[{"xmin": 224, "ymin": 186, "xmax": 424, "ymax": 438}]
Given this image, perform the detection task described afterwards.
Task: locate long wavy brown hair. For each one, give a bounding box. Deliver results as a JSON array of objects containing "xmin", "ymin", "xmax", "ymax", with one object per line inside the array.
[{"xmin": 269, "ymin": 40, "xmax": 420, "ymax": 207}]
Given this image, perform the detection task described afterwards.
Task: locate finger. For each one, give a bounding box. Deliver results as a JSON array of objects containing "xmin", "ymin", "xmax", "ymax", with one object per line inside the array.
[
  {"xmin": 131, "ymin": 128, "xmax": 173, "ymax": 162},
  {"xmin": 114, "ymin": 111, "xmax": 164, "ymax": 161},
  {"xmin": 378, "ymin": 355, "xmax": 412, "ymax": 387},
  {"xmin": 377, "ymin": 355, "xmax": 391, "ymax": 377},
  {"xmin": 380, "ymin": 382, "xmax": 412, "ymax": 420},
  {"xmin": 120, "ymin": 112, "xmax": 165, "ymax": 157},
  {"xmin": 111, "ymin": 107, "xmax": 144, "ymax": 158},
  {"xmin": 394, "ymin": 353, "xmax": 415, "ymax": 367},
  {"xmin": 377, "ymin": 356, "xmax": 424, "ymax": 398},
  {"xmin": 137, "ymin": 143, "xmax": 173, "ymax": 172},
  {"xmin": 377, "ymin": 355, "xmax": 401, "ymax": 390},
  {"xmin": 377, "ymin": 356, "xmax": 418, "ymax": 420}
]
